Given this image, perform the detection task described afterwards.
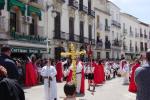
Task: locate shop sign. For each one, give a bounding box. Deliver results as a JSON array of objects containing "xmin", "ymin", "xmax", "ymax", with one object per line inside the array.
[{"xmin": 11, "ymin": 47, "xmax": 46, "ymax": 54}]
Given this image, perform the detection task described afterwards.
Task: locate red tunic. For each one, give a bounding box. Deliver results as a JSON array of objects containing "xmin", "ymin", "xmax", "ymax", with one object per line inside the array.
[
  {"xmin": 25, "ymin": 61, "xmax": 37, "ymax": 87},
  {"xmin": 56, "ymin": 61, "xmax": 63, "ymax": 82},
  {"xmin": 94, "ymin": 63, "xmax": 101, "ymax": 84},
  {"xmin": 128, "ymin": 63, "xmax": 140, "ymax": 93},
  {"xmin": 100, "ymin": 64, "xmax": 105, "ymax": 83},
  {"xmin": 80, "ymin": 64, "xmax": 85, "ymax": 94},
  {"xmin": 66, "ymin": 69, "xmax": 73, "ymax": 83}
]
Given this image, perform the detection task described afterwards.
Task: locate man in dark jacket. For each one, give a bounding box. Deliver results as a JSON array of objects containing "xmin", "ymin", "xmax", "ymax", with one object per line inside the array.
[
  {"xmin": 0, "ymin": 65, "xmax": 25, "ymax": 100},
  {"xmin": 135, "ymin": 50, "xmax": 150, "ymax": 100},
  {"xmin": 0, "ymin": 45, "xmax": 19, "ymax": 80}
]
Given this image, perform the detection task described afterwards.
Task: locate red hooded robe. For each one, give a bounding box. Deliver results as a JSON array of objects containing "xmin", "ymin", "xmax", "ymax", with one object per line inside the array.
[{"xmin": 128, "ymin": 63, "xmax": 140, "ymax": 93}]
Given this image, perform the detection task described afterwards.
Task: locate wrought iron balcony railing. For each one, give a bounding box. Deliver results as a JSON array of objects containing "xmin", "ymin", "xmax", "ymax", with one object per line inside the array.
[
  {"xmin": 105, "ymin": 41, "xmax": 111, "ymax": 49},
  {"xmin": 68, "ymin": 0, "xmax": 79, "ymax": 9},
  {"xmin": 112, "ymin": 39, "xmax": 121, "ymax": 47},
  {"xmin": 79, "ymin": 4, "xmax": 88, "ymax": 14},
  {"xmin": 111, "ymin": 20, "xmax": 121, "ymax": 28},
  {"xmin": 88, "ymin": 9, "xmax": 95, "ymax": 17},
  {"xmin": 105, "ymin": 26, "xmax": 110, "ymax": 31}
]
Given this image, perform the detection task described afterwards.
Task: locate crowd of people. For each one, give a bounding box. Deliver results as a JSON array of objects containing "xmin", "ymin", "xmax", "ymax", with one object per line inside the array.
[{"xmin": 0, "ymin": 45, "xmax": 150, "ymax": 100}]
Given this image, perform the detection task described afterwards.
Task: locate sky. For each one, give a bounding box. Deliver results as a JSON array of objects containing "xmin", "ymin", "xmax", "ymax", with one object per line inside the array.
[{"xmin": 109, "ymin": 0, "xmax": 150, "ymax": 24}]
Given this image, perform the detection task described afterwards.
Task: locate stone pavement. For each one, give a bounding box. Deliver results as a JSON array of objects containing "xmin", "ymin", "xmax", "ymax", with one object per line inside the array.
[{"xmin": 25, "ymin": 77, "xmax": 136, "ymax": 100}]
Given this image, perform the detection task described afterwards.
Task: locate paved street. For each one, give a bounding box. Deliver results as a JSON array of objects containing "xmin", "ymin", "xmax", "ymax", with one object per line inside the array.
[{"xmin": 25, "ymin": 77, "xmax": 136, "ymax": 100}]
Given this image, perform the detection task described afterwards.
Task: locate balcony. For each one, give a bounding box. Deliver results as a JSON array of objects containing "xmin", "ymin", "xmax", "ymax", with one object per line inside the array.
[
  {"xmin": 111, "ymin": 20, "xmax": 121, "ymax": 28},
  {"xmin": 135, "ymin": 46, "xmax": 139, "ymax": 52},
  {"xmin": 112, "ymin": 39, "xmax": 121, "ymax": 47},
  {"xmin": 105, "ymin": 41, "xmax": 111, "ymax": 49},
  {"xmin": 130, "ymin": 47, "xmax": 134, "ymax": 52},
  {"xmin": 69, "ymin": 33, "xmax": 74, "ymax": 41},
  {"xmin": 129, "ymin": 31, "xmax": 134, "ymax": 37},
  {"xmin": 140, "ymin": 47, "xmax": 144, "ymax": 51},
  {"xmin": 135, "ymin": 33, "xmax": 139, "ymax": 37},
  {"xmin": 74, "ymin": 34, "xmax": 80, "ymax": 42},
  {"xmin": 84, "ymin": 37, "xmax": 89, "ymax": 44},
  {"xmin": 29, "ymin": 0, "xmax": 43, "ymax": 9},
  {"xmin": 88, "ymin": 9, "xmax": 95, "ymax": 17},
  {"xmin": 140, "ymin": 33, "xmax": 143, "ymax": 38},
  {"xmin": 60, "ymin": 31, "xmax": 69, "ymax": 40},
  {"xmin": 105, "ymin": 26, "xmax": 110, "ymax": 31},
  {"xmin": 10, "ymin": 32, "xmax": 46, "ymax": 44},
  {"xmin": 144, "ymin": 34, "xmax": 147, "ymax": 38},
  {"xmin": 91, "ymin": 39, "xmax": 95, "ymax": 45},
  {"xmin": 68, "ymin": 0, "xmax": 79, "ymax": 9},
  {"xmin": 123, "ymin": 29, "xmax": 127, "ymax": 34},
  {"xmin": 79, "ymin": 4, "xmax": 88, "ymax": 14},
  {"xmin": 96, "ymin": 40, "xmax": 103, "ymax": 49},
  {"xmin": 79, "ymin": 35, "xmax": 84, "ymax": 43}
]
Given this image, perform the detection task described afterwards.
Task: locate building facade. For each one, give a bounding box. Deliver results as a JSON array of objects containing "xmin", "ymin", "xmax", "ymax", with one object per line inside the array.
[
  {"xmin": 107, "ymin": 1, "xmax": 121, "ymax": 60},
  {"xmin": 94, "ymin": 0, "xmax": 111, "ymax": 59},
  {"xmin": 0, "ymin": 0, "xmax": 46, "ymax": 59},
  {"xmin": 45, "ymin": 0, "xmax": 95, "ymax": 59},
  {"xmin": 0, "ymin": 0, "xmax": 150, "ymax": 60}
]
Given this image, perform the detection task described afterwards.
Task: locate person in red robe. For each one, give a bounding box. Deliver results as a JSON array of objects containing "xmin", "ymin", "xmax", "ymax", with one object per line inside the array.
[
  {"xmin": 99, "ymin": 60, "xmax": 105, "ymax": 83},
  {"xmin": 128, "ymin": 59, "xmax": 140, "ymax": 93},
  {"xmin": 66, "ymin": 59, "xmax": 85, "ymax": 94},
  {"xmin": 56, "ymin": 60, "xmax": 67, "ymax": 82},
  {"xmin": 94, "ymin": 61, "xmax": 101, "ymax": 85},
  {"xmin": 25, "ymin": 57, "xmax": 38, "ymax": 87},
  {"xmin": 79, "ymin": 61, "xmax": 85, "ymax": 94}
]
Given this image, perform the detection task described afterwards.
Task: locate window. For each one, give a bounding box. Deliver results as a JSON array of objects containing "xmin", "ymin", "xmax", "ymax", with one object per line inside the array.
[
  {"xmin": 105, "ymin": 19, "xmax": 108, "ymax": 27},
  {"xmin": 10, "ymin": 11, "xmax": 21, "ymax": 33},
  {"xmin": 88, "ymin": 0, "xmax": 91, "ymax": 10},
  {"xmin": 88, "ymin": 25, "xmax": 92, "ymax": 42},
  {"xmin": 130, "ymin": 26, "xmax": 132, "ymax": 32},
  {"xmin": 69, "ymin": 17, "xmax": 74, "ymax": 41},
  {"xmin": 10, "ymin": 12, "xmax": 17, "ymax": 32},
  {"xmin": 97, "ymin": 52, "xmax": 101, "ymax": 59},
  {"xmin": 80, "ymin": 21, "xmax": 84, "ymax": 43},
  {"xmin": 140, "ymin": 42, "xmax": 143, "ymax": 51},
  {"xmin": 96, "ymin": 15, "xmax": 99, "ymax": 29},
  {"xmin": 54, "ymin": 12, "xmax": 61, "ymax": 38},
  {"xmin": 105, "ymin": 36, "xmax": 108, "ymax": 41},
  {"xmin": 106, "ymin": 52, "xmax": 110, "ymax": 59},
  {"xmin": 145, "ymin": 43, "xmax": 147, "ymax": 51}
]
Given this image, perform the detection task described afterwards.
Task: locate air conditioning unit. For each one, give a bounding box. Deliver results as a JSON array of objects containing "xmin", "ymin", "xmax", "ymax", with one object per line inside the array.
[{"xmin": 25, "ymin": 16, "xmax": 32, "ymax": 24}]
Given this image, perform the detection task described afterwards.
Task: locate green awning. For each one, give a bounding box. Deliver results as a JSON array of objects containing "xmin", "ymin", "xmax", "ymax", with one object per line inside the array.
[
  {"xmin": 28, "ymin": 6, "xmax": 41, "ymax": 20},
  {"xmin": 0, "ymin": 0, "xmax": 5, "ymax": 10},
  {"xmin": 7, "ymin": 0, "xmax": 26, "ymax": 15}
]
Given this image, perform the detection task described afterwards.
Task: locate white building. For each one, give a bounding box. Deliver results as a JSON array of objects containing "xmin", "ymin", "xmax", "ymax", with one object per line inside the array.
[
  {"xmin": 45, "ymin": 0, "xmax": 95, "ymax": 59},
  {"xmin": 107, "ymin": 1, "xmax": 121, "ymax": 59},
  {"xmin": 120, "ymin": 13, "xmax": 150, "ymax": 59},
  {"xmin": 94, "ymin": 0, "xmax": 111, "ymax": 59}
]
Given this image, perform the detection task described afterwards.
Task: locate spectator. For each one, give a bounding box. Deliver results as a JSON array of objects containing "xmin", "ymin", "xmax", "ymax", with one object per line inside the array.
[
  {"xmin": 0, "ymin": 65, "xmax": 25, "ymax": 100},
  {"xmin": 64, "ymin": 83, "xmax": 76, "ymax": 100},
  {"xmin": 135, "ymin": 50, "xmax": 150, "ymax": 100},
  {"xmin": 0, "ymin": 45, "xmax": 19, "ymax": 80}
]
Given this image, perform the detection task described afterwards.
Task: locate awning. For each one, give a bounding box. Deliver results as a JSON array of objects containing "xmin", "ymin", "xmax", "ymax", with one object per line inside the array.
[
  {"xmin": 28, "ymin": 6, "xmax": 41, "ymax": 20},
  {"xmin": 7, "ymin": 0, "xmax": 26, "ymax": 15},
  {"xmin": 0, "ymin": 0, "xmax": 5, "ymax": 10}
]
